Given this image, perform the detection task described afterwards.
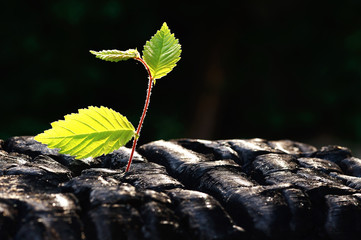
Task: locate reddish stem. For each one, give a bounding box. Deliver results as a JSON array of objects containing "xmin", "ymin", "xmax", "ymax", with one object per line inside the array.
[{"xmin": 125, "ymin": 57, "xmax": 154, "ymax": 172}]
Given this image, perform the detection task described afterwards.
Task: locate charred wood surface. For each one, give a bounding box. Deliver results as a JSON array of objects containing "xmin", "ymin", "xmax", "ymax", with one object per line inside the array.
[{"xmin": 1, "ymin": 136, "xmax": 361, "ymax": 239}]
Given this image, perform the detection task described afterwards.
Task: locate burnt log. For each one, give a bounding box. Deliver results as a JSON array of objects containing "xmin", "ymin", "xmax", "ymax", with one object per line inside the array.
[{"xmin": 1, "ymin": 136, "xmax": 361, "ymax": 239}]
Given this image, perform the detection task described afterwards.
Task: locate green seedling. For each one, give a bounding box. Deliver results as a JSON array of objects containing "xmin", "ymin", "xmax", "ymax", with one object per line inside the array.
[{"xmin": 35, "ymin": 22, "xmax": 181, "ymax": 172}]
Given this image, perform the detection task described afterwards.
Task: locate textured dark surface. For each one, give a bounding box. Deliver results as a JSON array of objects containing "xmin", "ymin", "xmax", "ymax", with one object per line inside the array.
[{"xmin": 2, "ymin": 136, "xmax": 361, "ymax": 239}]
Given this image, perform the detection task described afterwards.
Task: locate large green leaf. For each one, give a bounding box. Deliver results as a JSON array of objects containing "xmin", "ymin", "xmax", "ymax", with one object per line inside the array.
[
  {"xmin": 142, "ymin": 22, "xmax": 182, "ymax": 81},
  {"xmin": 34, "ymin": 106, "xmax": 136, "ymax": 159},
  {"xmin": 90, "ymin": 49, "xmax": 140, "ymax": 62}
]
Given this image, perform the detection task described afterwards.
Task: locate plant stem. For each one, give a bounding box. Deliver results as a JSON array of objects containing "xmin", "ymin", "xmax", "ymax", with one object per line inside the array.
[{"xmin": 125, "ymin": 57, "xmax": 153, "ymax": 172}]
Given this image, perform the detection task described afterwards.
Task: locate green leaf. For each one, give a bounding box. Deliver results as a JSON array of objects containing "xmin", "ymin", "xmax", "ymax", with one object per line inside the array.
[
  {"xmin": 34, "ymin": 106, "xmax": 136, "ymax": 159},
  {"xmin": 142, "ymin": 22, "xmax": 182, "ymax": 82},
  {"xmin": 90, "ymin": 49, "xmax": 140, "ymax": 62}
]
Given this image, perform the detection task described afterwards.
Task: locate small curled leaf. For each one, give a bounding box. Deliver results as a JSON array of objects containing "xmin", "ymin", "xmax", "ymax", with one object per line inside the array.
[{"xmin": 90, "ymin": 49, "xmax": 140, "ymax": 62}]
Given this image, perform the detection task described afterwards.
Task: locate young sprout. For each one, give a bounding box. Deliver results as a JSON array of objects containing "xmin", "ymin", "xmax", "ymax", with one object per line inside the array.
[{"xmin": 35, "ymin": 22, "xmax": 181, "ymax": 172}]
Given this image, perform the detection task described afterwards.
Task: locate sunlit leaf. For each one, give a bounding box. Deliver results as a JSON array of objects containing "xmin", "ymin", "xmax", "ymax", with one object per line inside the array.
[
  {"xmin": 34, "ymin": 106, "xmax": 136, "ymax": 159},
  {"xmin": 142, "ymin": 22, "xmax": 182, "ymax": 82}
]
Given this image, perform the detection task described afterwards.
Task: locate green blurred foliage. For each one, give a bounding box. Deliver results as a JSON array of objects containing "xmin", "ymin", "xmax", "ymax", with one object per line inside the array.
[{"xmin": 2, "ymin": 0, "xmax": 361, "ymax": 147}]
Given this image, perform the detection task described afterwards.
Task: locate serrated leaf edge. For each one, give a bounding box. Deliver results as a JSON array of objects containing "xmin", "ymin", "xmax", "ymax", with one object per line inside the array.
[
  {"xmin": 34, "ymin": 106, "xmax": 136, "ymax": 159},
  {"xmin": 142, "ymin": 22, "xmax": 181, "ymax": 81}
]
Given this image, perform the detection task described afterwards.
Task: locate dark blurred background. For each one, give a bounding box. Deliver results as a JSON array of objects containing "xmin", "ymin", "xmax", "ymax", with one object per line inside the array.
[{"xmin": 2, "ymin": 0, "xmax": 361, "ymax": 154}]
